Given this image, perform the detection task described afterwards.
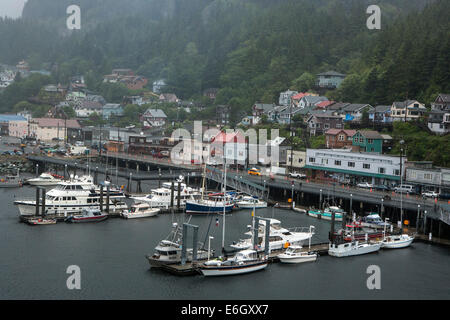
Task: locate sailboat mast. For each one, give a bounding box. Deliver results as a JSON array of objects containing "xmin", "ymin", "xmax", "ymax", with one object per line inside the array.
[
  {"xmin": 201, "ymin": 163, "xmax": 206, "ymax": 200},
  {"xmin": 221, "ymin": 161, "xmax": 227, "ymax": 253}
]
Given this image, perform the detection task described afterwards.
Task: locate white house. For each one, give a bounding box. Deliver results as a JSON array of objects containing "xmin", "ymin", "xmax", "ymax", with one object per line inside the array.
[{"xmin": 305, "ymin": 148, "xmax": 406, "ymax": 186}]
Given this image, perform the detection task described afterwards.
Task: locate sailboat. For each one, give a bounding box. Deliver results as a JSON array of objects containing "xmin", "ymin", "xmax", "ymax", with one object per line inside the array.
[
  {"xmin": 185, "ymin": 163, "xmax": 234, "ymax": 214},
  {"xmin": 380, "ymin": 218, "xmax": 414, "ymax": 249},
  {"xmin": 198, "ymin": 163, "xmax": 269, "ymax": 276}
]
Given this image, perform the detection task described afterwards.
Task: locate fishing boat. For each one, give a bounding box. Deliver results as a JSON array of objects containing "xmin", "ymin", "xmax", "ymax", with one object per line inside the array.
[
  {"xmin": 198, "ymin": 249, "xmax": 268, "ymax": 276},
  {"xmin": 361, "ymin": 213, "xmax": 391, "ymax": 229},
  {"xmin": 0, "ymin": 170, "xmax": 22, "ymax": 188},
  {"xmin": 235, "ymin": 195, "xmax": 267, "ymax": 209},
  {"xmin": 26, "ymin": 218, "xmax": 57, "ymax": 225},
  {"xmin": 328, "ymin": 241, "xmax": 381, "ymax": 257},
  {"xmin": 26, "ymin": 173, "xmax": 62, "ymax": 186},
  {"xmin": 230, "ymin": 219, "xmax": 315, "ymax": 251},
  {"xmin": 66, "ymin": 208, "xmax": 108, "ymax": 223},
  {"xmin": 277, "ymin": 246, "xmax": 317, "ymax": 264},
  {"xmin": 307, "ymin": 206, "xmax": 344, "ymax": 221},
  {"xmin": 146, "ymin": 222, "xmax": 213, "ymax": 267},
  {"xmin": 381, "ymin": 234, "xmax": 414, "ymax": 249},
  {"xmin": 14, "ymin": 175, "xmax": 127, "ymax": 218},
  {"xmin": 121, "ymin": 202, "xmax": 160, "ymax": 219}
]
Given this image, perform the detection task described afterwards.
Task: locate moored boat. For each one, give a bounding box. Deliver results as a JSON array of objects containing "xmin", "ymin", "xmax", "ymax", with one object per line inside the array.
[
  {"xmin": 198, "ymin": 249, "xmax": 268, "ymax": 276},
  {"xmin": 328, "ymin": 241, "xmax": 381, "ymax": 257},
  {"xmin": 26, "ymin": 173, "xmax": 62, "ymax": 186},
  {"xmin": 121, "ymin": 202, "xmax": 160, "ymax": 219},
  {"xmin": 307, "ymin": 206, "xmax": 344, "ymax": 221},
  {"xmin": 26, "ymin": 218, "xmax": 57, "ymax": 225},
  {"xmin": 277, "ymin": 246, "xmax": 317, "ymax": 263},
  {"xmin": 66, "ymin": 208, "xmax": 108, "ymax": 223},
  {"xmin": 235, "ymin": 195, "xmax": 267, "ymax": 209},
  {"xmin": 381, "ymin": 234, "xmax": 414, "ymax": 249}
]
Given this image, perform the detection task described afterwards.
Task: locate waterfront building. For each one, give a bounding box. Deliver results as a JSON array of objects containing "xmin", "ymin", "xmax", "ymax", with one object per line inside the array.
[
  {"xmin": 405, "ymin": 161, "xmax": 450, "ymax": 195},
  {"xmin": 305, "ymin": 148, "xmax": 405, "ymax": 186}
]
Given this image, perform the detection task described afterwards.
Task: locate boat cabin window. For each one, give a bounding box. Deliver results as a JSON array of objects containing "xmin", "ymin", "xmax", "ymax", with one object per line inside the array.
[{"xmin": 269, "ymin": 236, "xmax": 283, "ymax": 242}]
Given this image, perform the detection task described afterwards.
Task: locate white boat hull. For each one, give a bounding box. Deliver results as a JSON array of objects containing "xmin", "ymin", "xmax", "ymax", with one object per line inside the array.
[
  {"xmin": 199, "ymin": 261, "xmax": 268, "ymax": 276},
  {"xmin": 278, "ymin": 253, "xmax": 317, "ymax": 263},
  {"xmin": 381, "ymin": 237, "xmax": 414, "ymax": 249},
  {"xmin": 27, "ymin": 180, "xmax": 61, "ymax": 186},
  {"xmin": 121, "ymin": 209, "xmax": 160, "ymax": 219},
  {"xmin": 236, "ymin": 202, "xmax": 268, "ymax": 209},
  {"xmin": 328, "ymin": 243, "xmax": 381, "ymax": 257}
]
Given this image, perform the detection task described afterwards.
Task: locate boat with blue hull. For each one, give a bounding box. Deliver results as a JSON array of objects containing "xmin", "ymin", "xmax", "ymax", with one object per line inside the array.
[
  {"xmin": 185, "ymin": 199, "xmax": 234, "ymax": 214},
  {"xmin": 307, "ymin": 206, "xmax": 344, "ymax": 221}
]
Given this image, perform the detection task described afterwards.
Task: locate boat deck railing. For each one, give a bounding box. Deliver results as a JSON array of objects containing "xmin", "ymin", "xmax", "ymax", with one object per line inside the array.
[{"xmin": 286, "ymin": 226, "xmax": 313, "ymax": 233}]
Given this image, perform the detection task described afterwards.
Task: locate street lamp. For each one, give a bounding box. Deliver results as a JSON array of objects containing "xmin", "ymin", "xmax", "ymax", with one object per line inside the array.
[
  {"xmin": 319, "ymin": 189, "xmax": 323, "ymax": 211},
  {"xmin": 35, "ymin": 163, "xmax": 39, "ymax": 177},
  {"xmin": 208, "ymin": 236, "xmax": 214, "ymax": 261},
  {"xmin": 399, "ymin": 140, "xmax": 405, "ymax": 228},
  {"xmin": 417, "ymin": 204, "xmax": 420, "ymax": 231}
]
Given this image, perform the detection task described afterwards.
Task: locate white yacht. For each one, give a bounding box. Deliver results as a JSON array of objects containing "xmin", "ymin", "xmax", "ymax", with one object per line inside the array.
[
  {"xmin": 230, "ymin": 218, "xmax": 315, "ymax": 251},
  {"xmin": 121, "ymin": 202, "xmax": 160, "ymax": 219},
  {"xmin": 14, "ymin": 175, "xmax": 127, "ymax": 217},
  {"xmin": 26, "ymin": 173, "xmax": 62, "ymax": 186},
  {"xmin": 235, "ymin": 195, "xmax": 268, "ymax": 209},
  {"xmin": 328, "ymin": 241, "xmax": 381, "ymax": 257},
  {"xmin": 130, "ymin": 183, "xmax": 201, "ymax": 209}
]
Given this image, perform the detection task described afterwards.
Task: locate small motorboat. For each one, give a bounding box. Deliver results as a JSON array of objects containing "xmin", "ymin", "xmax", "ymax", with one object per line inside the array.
[
  {"xmin": 121, "ymin": 202, "xmax": 160, "ymax": 219},
  {"xmin": 26, "ymin": 218, "xmax": 57, "ymax": 225},
  {"xmin": 381, "ymin": 234, "xmax": 414, "ymax": 249},
  {"xmin": 328, "ymin": 241, "xmax": 381, "ymax": 257},
  {"xmin": 26, "ymin": 173, "xmax": 62, "ymax": 186},
  {"xmin": 0, "ymin": 171, "xmax": 22, "ymax": 188},
  {"xmin": 293, "ymin": 207, "xmax": 307, "ymax": 214},
  {"xmin": 198, "ymin": 249, "xmax": 268, "ymax": 276},
  {"xmin": 277, "ymin": 245, "xmax": 317, "ymax": 263},
  {"xmin": 235, "ymin": 196, "xmax": 267, "ymax": 209},
  {"xmin": 66, "ymin": 208, "xmax": 108, "ymax": 223}
]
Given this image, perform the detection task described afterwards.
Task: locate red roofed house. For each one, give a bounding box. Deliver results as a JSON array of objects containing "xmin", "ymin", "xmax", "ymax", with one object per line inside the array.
[
  {"xmin": 291, "ymin": 92, "xmax": 318, "ymax": 107},
  {"xmin": 325, "ymin": 129, "xmax": 356, "ymax": 149},
  {"xmin": 210, "ymin": 131, "xmax": 246, "ymax": 164},
  {"xmin": 315, "ymin": 100, "xmax": 335, "ymax": 109},
  {"xmin": 29, "ymin": 118, "xmax": 81, "ymax": 142}
]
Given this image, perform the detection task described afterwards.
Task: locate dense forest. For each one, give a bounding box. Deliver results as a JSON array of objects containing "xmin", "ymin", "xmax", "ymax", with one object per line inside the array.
[{"xmin": 0, "ymin": 0, "xmax": 448, "ymax": 124}]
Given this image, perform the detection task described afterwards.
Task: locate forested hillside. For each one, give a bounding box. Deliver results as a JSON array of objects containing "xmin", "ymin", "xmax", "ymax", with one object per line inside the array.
[{"xmin": 0, "ymin": 0, "xmax": 447, "ymax": 122}]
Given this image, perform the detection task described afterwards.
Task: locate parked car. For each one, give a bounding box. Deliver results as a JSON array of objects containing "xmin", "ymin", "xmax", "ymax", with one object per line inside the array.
[
  {"xmin": 289, "ymin": 172, "xmax": 306, "ymax": 179},
  {"xmin": 2, "ymin": 150, "xmax": 14, "ymax": 155},
  {"xmin": 422, "ymin": 191, "xmax": 439, "ymax": 198},
  {"xmin": 248, "ymin": 168, "xmax": 261, "ymax": 176},
  {"xmin": 357, "ymin": 182, "xmax": 373, "ymax": 189},
  {"xmin": 374, "ymin": 184, "xmax": 391, "ymax": 192},
  {"xmin": 394, "ymin": 184, "xmax": 415, "ymax": 194}
]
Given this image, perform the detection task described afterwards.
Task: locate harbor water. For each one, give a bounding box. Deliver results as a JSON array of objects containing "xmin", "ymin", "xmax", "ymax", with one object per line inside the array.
[{"xmin": 0, "ymin": 183, "xmax": 449, "ymax": 300}]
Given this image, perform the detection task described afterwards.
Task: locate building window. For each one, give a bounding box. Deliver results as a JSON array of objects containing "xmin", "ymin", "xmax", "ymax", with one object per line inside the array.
[
  {"xmin": 359, "ymin": 137, "xmax": 364, "ymax": 143},
  {"xmin": 379, "ymin": 168, "xmax": 385, "ymax": 174},
  {"xmin": 394, "ymin": 169, "xmax": 400, "ymax": 176},
  {"xmin": 424, "ymin": 173, "xmax": 432, "ymax": 180},
  {"xmin": 321, "ymin": 159, "xmax": 328, "ymax": 165},
  {"xmin": 367, "ymin": 139, "xmax": 373, "ymax": 144},
  {"xmin": 338, "ymin": 134, "xmax": 345, "ymax": 141},
  {"xmin": 348, "ymin": 162, "xmax": 355, "ymax": 167},
  {"xmin": 335, "ymin": 160, "xmax": 341, "ymax": 166},
  {"xmin": 363, "ymin": 163, "xmax": 370, "ymax": 169},
  {"xmin": 309, "ymin": 157, "xmax": 315, "ymax": 163}
]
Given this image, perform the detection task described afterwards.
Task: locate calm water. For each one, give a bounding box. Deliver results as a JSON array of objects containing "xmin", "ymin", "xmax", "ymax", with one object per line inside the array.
[{"xmin": 0, "ymin": 182, "xmax": 449, "ymax": 300}]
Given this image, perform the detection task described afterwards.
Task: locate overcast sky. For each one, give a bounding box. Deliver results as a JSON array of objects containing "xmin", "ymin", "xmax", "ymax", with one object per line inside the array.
[{"xmin": 0, "ymin": 0, "xmax": 27, "ymax": 18}]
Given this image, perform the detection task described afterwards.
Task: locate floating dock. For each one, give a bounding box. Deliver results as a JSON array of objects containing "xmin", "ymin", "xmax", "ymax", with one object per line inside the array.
[{"xmin": 153, "ymin": 243, "xmax": 330, "ymax": 276}]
